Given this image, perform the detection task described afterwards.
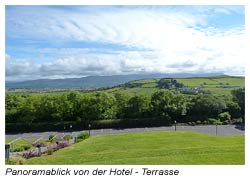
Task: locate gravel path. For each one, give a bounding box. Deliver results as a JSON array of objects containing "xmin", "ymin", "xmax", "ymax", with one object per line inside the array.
[{"xmin": 5, "ymin": 125, "xmax": 244, "ymax": 139}]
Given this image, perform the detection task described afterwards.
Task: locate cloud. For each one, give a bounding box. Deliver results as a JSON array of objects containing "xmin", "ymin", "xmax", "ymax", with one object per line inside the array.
[
  {"xmin": 5, "ymin": 6, "xmax": 245, "ymax": 81},
  {"xmin": 6, "ymin": 54, "xmax": 40, "ymax": 79}
]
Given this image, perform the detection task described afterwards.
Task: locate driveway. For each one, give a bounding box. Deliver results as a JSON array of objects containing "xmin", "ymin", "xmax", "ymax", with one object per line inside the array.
[{"xmin": 5, "ymin": 125, "xmax": 244, "ymax": 139}]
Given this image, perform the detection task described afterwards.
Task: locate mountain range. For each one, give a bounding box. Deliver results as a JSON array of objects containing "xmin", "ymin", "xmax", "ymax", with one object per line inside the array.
[{"xmin": 6, "ymin": 73, "xmax": 224, "ymax": 89}]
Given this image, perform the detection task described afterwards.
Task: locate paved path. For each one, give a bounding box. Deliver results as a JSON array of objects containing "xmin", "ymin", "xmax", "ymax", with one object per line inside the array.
[{"xmin": 5, "ymin": 125, "xmax": 244, "ymax": 139}]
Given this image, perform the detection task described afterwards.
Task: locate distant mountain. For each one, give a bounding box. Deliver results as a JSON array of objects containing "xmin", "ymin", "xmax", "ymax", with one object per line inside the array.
[{"xmin": 6, "ymin": 73, "xmax": 223, "ymax": 89}]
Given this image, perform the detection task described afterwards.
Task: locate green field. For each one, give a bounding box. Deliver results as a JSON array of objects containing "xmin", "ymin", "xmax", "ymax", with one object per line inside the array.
[
  {"xmin": 25, "ymin": 131, "xmax": 244, "ymax": 165},
  {"xmin": 6, "ymin": 76, "xmax": 244, "ymax": 97},
  {"xmin": 178, "ymin": 76, "xmax": 244, "ymax": 96},
  {"xmin": 100, "ymin": 76, "xmax": 244, "ymax": 96}
]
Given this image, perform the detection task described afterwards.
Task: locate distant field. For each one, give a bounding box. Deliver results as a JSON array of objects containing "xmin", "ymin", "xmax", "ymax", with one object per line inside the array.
[
  {"xmin": 117, "ymin": 87, "xmax": 160, "ymax": 96},
  {"xmin": 6, "ymin": 76, "xmax": 244, "ymax": 97},
  {"xmin": 177, "ymin": 76, "xmax": 244, "ymax": 96},
  {"xmin": 25, "ymin": 131, "xmax": 244, "ymax": 165},
  {"xmin": 101, "ymin": 76, "xmax": 244, "ymax": 96}
]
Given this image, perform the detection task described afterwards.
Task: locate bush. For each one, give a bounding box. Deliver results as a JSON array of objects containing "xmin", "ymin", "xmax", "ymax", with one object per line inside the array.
[
  {"xmin": 233, "ymin": 118, "xmax": 243, "ymax": 124},
  {"xmin": 210, "ymin": 119, "xmax": 223, "ymax": 125},
  {"xmin": 32, "ymin": 142, "xmax": 46, "ymax": 148},
  {"xmin": 203, "ymin": 120, "xmax": 209, "ymax": 124},
  {"xmin": 12, "ymin": 145, "xmax": 31, "ymax": 152},
  {"xmin": 187, "ymin": 122, "xmax": 196, "ymax": 126},
  {"xmin": 6, "ymin": 157, "xmax": 26, "ymax": 165},
  {"xmin": 56, "ymin": 141, "xmax": 69, "ymax": 149},
  {"xmin": 218, "ymin": 112, "xmax": 231, "ymax": 124},
  {"xmin": 196, "ymin": 120, "xmax": 201, "ymax": 124},
  {"xmin": 76, "ymin": 133, "xmax": 89, "ymax": 142},
  {"xmin": 47, "ymin": 147, "xmax": 53, "ymax": 155},
  {"xmin": 22, "ymin": 149, "xmax": 38, "ymax": 159},
  {"xmin": 63, "ymin": 135, "xmax": 73, "ymax": 141},
  {"xmin": 6, "ymin": 118, "xmax": 172, "ymax": 133},
  {"xmin": 208, "ymin": 118, "xmax": 217, "ymax": 124},
  {"xmin": 215, "ymin": 121, "xmax": 223, "ymax": 125},
  {"xmin": 48, "ymin": 135, "xmax": 56, "ymax": 141}
]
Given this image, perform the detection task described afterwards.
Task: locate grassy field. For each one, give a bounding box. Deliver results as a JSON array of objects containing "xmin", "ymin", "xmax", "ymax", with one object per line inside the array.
[
  {"xmin": 100, "ymin": 76, "xmax": 244, "ymax": 96},
  {"xmin": 25, "ymin": 131, "xmax": 244, "ymax": 165},
  {"xmin": 6, "ymin": 76, "xmax": 244, "ymax": 97},
  {"xmin": 178, "ymin": 76, "xmax": 244, "ymax": 96}
]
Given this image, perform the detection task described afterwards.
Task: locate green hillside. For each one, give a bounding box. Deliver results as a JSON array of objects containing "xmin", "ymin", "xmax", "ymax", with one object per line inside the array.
[
  {"xmin": 6, "ymin": 76, "xmax": 244, "ymax": 97},
  {"xmin": 100, "ymin": 76, "xmax": 244, "ymax": 96},
  {"xmin": 25, "ymin": 131, "xmax": 244, "ymax": 165}
]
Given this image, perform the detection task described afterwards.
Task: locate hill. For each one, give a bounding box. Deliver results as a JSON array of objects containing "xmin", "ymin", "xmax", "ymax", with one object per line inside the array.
[
  {"xmin": 101, "ymin": 75, "xmax": 244, "ymax": 96},
  {"xmin": 25, "ymin": 131, "xmax": 244, "ymax": 165},
  {"xmin": 6, "ymin": 73, "xmax": 223, "ymax": 89}
]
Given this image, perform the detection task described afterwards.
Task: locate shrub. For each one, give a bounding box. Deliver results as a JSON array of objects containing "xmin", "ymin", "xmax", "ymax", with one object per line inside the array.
[
  {"xmin": 215, "ymin": 121, "xmax": 223, "ymax": 125},
  {"xmin": 196, "ymin": 120, "xmax": 201, "ymax": 124},
  {"xmin": 210, "ymin": 119, "xmax": 223, "ymax": 125},
  {"xmin": 47, "ymin": 147, "xmax": 53, "ymax": 155},
  {"xmin": 218, "ymin": 112, "xmax": 231, "ymax": 124},
  {"xmin": 63, "ymin": 134, "xmax": 73, "ymax": 141},
  {"xmin": 187, "ymin": 122, "xmax": 196, "ymax": 126},
  {"xmin": 12, "ymin": 144, "xmax": 31, "ymax": 152},
  {"xmin": 233, "ymin": 118, "xmax": 243, "ymax": 124},
  {"xmin": 76, "ymin": 133, "xmax": 89, "ymax": 143},
  {"xmin": 48, "ymin": 135, "xmax": 55, "ymax": 141},
  {"xmin": 208, "ymin": 118, "xmax": 217, "ymax": 124},
  {"xmin": 6, "ymin": 157, "xmax": 26, "ymax": 165},
  {"xmin": 22, "ymin": 149, "xmax": 38, "ymax": 159},
  {"xmin": 32, "ymin": 142, "xmax": 46, "ymax": 148},
  {"xmin": 203, "ymin": 120, "xmax": 209, "ymax": 124},
  {"xmin": 56, "ymin": 141, "xmax": 69, "ymax": 150}
]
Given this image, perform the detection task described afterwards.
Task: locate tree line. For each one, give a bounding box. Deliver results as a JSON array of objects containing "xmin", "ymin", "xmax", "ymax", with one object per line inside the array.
[{"xmin": 6, "ymin": 88, "xmax": 244, "ymax": 133}]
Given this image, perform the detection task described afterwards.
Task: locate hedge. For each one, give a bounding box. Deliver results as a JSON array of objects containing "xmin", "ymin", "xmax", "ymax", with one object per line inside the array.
[{"xmin": 6, "ymin": 118, "xmax": 172, "ymax": 133}]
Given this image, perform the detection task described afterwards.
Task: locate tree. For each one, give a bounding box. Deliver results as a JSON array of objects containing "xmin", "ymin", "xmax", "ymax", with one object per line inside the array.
[
  {"xmin": 157, "ymin": 79, "xmax": 172, "ymax": 89},
  {"xmin": 232, "ymin": 88, "xmax": 245, "ymax": 121},
  {"xmin": 36, "ymin": 95, "xmax": 62, "ymax": 122},
  {"xmin": 175, "ymin": 82, "xmax": 184, "ymax": 88},
  {"xmin": 14, "ymin": 95, "xmax": 39, "ymax": 124},
  {"xmin": 90, "ymin": 93, "xmax": 117, "ymax": 120},
  {"xmin": 114, "ymin": 92, "xmax": 131, "ymax": 119},
  {"xmin": 126, "ymin": 94, "xmax": 151, "ymax": 119},
  {"xmin": 225, "ymin": 101, "xmax": 241, "ymax": 119},
  {"xmin": 151, "ymin": 90, "xmax": 187, "ymax": 123},
  {"xmin": 187, "ymin": 95, "xmax": 226, "ymax": 121}
]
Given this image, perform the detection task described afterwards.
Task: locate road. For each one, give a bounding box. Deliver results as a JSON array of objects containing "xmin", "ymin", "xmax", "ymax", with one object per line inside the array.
[{"xmin": 5, "ymin": 125, "xmax": 244, "ymax": 139}]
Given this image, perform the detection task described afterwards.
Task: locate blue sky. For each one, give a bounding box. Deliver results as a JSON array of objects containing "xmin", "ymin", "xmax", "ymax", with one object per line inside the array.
[{"xmin": 6, "ymin": 5, "xmax": 245, "ymax": 81}]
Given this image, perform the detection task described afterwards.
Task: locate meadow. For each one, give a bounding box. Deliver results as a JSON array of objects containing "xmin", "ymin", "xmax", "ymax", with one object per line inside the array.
[
  {"xmin": 25, "ymin": 131, "xmax": 244, "ymax": 165},
  {"xmin": 6, "ymin": 76, "xmax": 244, "ymax": 97},
  {"xmin": 100, "ymin": 76, "xmax": 244, "ymax": 96}
]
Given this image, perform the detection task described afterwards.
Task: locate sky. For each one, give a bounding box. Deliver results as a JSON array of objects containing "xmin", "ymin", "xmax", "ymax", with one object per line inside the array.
[{"xmin": 5, "ymin": 5, "xmax": 245, "ymax": 81}]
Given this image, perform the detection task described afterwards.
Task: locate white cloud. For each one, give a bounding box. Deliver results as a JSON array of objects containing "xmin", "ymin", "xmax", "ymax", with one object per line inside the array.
[{"xmin": 6, "ymin": 6, "xmax": 245, "ymax": 80}]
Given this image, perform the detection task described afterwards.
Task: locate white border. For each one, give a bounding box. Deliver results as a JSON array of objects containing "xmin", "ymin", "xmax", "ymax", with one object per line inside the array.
[{"xmin": 0, "ymin": 1, "xmax": 249, "ymax": 180}]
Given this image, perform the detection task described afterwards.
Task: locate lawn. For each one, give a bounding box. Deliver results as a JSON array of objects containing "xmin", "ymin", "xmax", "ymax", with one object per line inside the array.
[{"xmin": 25, "ymin": 131, "xmax": 244, "ymax": 165}]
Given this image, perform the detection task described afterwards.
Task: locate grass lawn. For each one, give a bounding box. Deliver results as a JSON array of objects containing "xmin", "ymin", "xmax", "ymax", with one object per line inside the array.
[{"xmin": 25, "ymin": 131, "xmax": 244, "ymax": 165}]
